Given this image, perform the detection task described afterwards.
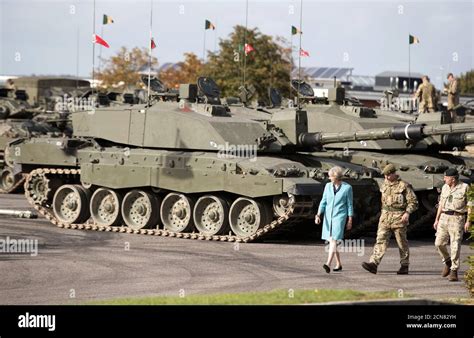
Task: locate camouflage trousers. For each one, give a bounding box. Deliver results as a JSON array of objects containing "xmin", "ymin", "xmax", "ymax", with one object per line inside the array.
[
  {"xmin": 369, "ymin": 211, "xmax": 409, "ymax": 266},
  {"xmin": 435, "ymin": 213, "xmax": 464, "ymax": 271}
]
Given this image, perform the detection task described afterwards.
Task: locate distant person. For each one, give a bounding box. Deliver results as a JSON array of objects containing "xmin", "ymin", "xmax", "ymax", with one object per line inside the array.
[
  {"xmin": 5, "ymin": 79, "xmax": 16, "ymax": 91},
  {"xmin": 362, "ymin": 164, "xmax": 418, "ymax": 275},
  {"xmin": 433, "ymin": 168, "xmax": 470, "ymax": 282},
  {"xmin": 315, "ymin": 166, "xmax": 353, "ymax": 273},
  {"xmin": 414, "ymin": 76, "xmax": 436, "ymax": 113},
  {"xmin": 444, "ymin": 73, "xmax": 460, "ymax": 122}
]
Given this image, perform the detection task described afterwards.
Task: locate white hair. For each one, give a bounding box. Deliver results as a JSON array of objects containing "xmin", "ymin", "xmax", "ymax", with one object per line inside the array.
[{"xmin": 328, "ymin": 166, "xmax": 344, "ymax": 180}]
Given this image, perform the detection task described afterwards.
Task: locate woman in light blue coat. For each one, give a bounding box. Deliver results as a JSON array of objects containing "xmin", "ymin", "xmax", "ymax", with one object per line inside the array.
[{"xmin": 315, "ymin": 166, "xmax": 353, "ymax": 273}]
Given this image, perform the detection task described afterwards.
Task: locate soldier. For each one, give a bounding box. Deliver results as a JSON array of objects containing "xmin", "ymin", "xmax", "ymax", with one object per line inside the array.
[
  {"xmin": 414, "ymin": 76, "xmax": 436, "ymax": 113},
  {"xmin": 444, "ymin": 73, "xmax": 460, "ymax": 122},
  {"xmin": 5, "ymin": 79, "xmax": 16, "ymax": 91},
  {"xmin": 433, "ymin": 168, "xmax": 470, "ymax": 282},
  {"xmin": 362, "ymin": 164, "xmax": 418, "ymax": 275}
]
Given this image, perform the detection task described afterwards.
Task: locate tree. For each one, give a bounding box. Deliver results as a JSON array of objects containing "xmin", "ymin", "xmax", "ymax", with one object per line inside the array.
[
  {"xmin": 203, "ymin": 25, "xmax": 292, "ymax": 101},
  {"xmin": 96, "ymin": 47, "xmax": 158, "ymax": 90},
  {"xmin": 458, "ymin": 70, "xmax": 474, "ymax": 95},
  {"xmin": 159, "ymin": 53, "xmax": 204, "ymax": 89}
]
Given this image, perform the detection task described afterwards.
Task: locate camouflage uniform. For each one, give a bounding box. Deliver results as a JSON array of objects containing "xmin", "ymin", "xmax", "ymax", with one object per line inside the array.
[
  {"xmin": 446, "ymin": 78, "xmax": 459, "ymax": 110},
  {"xmin": 415, "ymin": 82, "xmax": 436, "ymax": 113},
  {"xmin": 369, "ymin": 178, "xmax": 418, "ymax": 266},
  {"xmin": 435, "ymin": 182, "xmax": 469, "ymax": 271}
]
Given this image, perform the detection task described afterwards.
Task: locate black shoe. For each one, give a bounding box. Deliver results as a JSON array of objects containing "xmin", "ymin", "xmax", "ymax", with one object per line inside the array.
[
  {"xmin": 396, "ymin": 265, "xmax": 409, "ymax": 275},
  {"xmin": 362, "ymin": 262, "xmax": 378, "ymax": 274},
  {"xmin": 333, "ymin": 266, "xmax": 342, "ymax": 272},
  {"xmin": 323, "ymin": 264, "xmax": 330, "ymax": 273}
]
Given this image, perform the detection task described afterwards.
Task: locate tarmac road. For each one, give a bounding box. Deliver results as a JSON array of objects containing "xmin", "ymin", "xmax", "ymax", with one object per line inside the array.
[{"xmin": 0, "ymin": 194, "xmax": 470, "ymax": 304}]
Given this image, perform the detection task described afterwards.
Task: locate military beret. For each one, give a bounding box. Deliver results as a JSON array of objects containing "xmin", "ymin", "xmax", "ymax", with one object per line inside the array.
[
  {"xmin": 444, "ymin": 168, "xmax": 459, "ymax": 177},
  {"xmin": 382, "ymin": 164, "xmax": 396, "ymax": 175}
]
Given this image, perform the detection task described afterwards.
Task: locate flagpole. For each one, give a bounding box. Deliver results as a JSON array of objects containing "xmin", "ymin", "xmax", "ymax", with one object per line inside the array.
[
  {"xmin": 92, "ymin": 0, "xmax": 96, "ymax": 96},
  {"xmin": 147, "ymin": 0, "xmax": 153, "ymax": 104},
  {"xmin": 243, "ymin": 0, "xmax": 248, "ymax": 87},
  {"xmin": 98, "ymin": 24, "xmax": 104, "ymax": 75},
  {"xmin": 297, "ymin": 0, "xmax": 303, "ymax": 108},
  {"xmin": 202, "ymin": 26, "xmax": 206, "ymax": 63},
  {"xmin": 290, "ymin": 32, "xmax": 293, "ymax": 99},
  {"xmin": 408, "ymin": 42, "xmax": 411, "ymax": 93},
  {"xmin": 76, "ymin": 26, "xmax": 80, "ymax": 89}
]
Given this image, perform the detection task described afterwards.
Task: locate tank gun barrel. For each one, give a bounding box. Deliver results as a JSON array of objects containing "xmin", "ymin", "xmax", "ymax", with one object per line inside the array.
[
  {"xmin": 442, "ymin": 132, "xmax": 474, "ymax": 148},
  {"xmin": 298, "ymin": 122, "xmax": 474, "ymax": 147}
]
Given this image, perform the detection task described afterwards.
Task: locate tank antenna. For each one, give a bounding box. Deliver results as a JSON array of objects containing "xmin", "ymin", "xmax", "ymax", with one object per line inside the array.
[
  {"xmin": 297, "ymin": 0, "xmax": 303, "ymax": 109},
  {"xmin": 242, "ymin": 0, "xmax": 249, "ymax": 88},
  {"xmin": 147, "ymin": 0, "xmax": 154, "ymax": 105},
  {"xmin": 91, "ymin": 0, "xmax": 96, "ymax": 98}
]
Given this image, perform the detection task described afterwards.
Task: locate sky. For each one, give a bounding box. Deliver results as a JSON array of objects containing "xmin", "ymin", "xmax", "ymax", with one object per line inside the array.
[{"xmin": 0, "ymin": 0, "xmax": 472, "ymax": 89}]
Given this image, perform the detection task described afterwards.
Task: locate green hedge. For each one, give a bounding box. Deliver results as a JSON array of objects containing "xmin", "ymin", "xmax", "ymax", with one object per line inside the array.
[{"xmin": 465, "ymin": 184, "xmax": 474, "ymax": 297}]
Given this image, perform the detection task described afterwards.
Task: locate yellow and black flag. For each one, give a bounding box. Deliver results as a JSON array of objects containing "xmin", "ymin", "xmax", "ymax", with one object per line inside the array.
[
  {"xmin": 205, "ymin": 19, "xmax": 216, "ymax": 30},
  {"xmin": 409, "ymin": 34, "xmax": 420, "ymax": 44},
  {"xmin": 291, "ymin": 26, "xmax": 301, "ymax": 35},
  {"xmin": 103, "ymin": 14, "xmax": 114, "ymax": 25}
]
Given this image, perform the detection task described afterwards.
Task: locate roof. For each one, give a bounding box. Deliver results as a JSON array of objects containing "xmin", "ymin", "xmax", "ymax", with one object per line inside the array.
[
  {"xmin": 296, "ymin": 67, "xmax": 354, "ymax": 79},
  {"xmin": 349, "ymin": 75, "xmax": 375, "ymax": 88},
  {"xmin": 376, "ymin": 71, "xmax": 424, "ymax": 78}
]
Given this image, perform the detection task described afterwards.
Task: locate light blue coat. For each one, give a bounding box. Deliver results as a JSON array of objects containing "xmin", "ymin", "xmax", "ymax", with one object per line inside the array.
[{"xmin": 317, "ymin": 181, "xmax": 353, "ymax": 241}]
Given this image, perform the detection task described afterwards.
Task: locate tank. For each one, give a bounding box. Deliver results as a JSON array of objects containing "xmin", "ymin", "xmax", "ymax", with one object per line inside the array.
[
  {"xmin": 0, "ymin": 86, "xmax": 64, "ymax": 193},
  {"xmin": 7, "ymin": 77, "xmax": 385, "ymax": 242}
]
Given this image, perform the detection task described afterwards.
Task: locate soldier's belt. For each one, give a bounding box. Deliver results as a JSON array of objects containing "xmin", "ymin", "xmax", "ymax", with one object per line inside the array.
[
  {"xmin": 382, "ymin": 206, "xmax": 405, "ymax": 212},
  {"xmin": 442, "ymin": 210, "xmax": 466, "ymax": 216}
]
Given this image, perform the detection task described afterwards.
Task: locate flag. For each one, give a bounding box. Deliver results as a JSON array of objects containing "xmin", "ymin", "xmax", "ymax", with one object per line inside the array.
[
  {"xmin": 205, "ymin": 19, "xmax": 216, "ymax": 30},
  {"xmin": 150, "ymin": 38, "xmax": 156, "ymax": 50},
  {"xmin": 93, "ymin": 34, "xmax": 109, "ymax": 48},
  {"xmin": 409, "ymin": 34, "xmax": 420, "ymax": 44},
  {"xmin": 291, "ymin": 26, "xmax": 301, "ymax": 35},
  {"xmin": 244, "ymin": 43, "xmax": 254, "ymax": 55},
  {"xmin": 299, "ymin": 48, "xmax": 309, "ymax": 57},
  {"xmin": 103, "ymin": 14, "xmax": 114, "ymax": 25}
]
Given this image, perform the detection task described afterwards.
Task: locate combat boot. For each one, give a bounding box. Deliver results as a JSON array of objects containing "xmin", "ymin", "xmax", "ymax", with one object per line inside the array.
[
  {"xmin": 362, "ymin": 262, "xmax": 377, "ymax": 274},
  {"xmin": 448, "ymin": 270, "xmax": 458, "ymax": 282},
  {"xmin": 442, "ymin": 260, "xmax": 452, "ymax": 277},
  {"xmin": 397, "ymin": 265, "xmax": 409, "ymax": 275}
]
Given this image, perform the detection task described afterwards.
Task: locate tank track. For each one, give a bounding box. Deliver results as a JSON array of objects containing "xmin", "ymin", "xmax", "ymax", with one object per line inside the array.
[{"xmin": 24, "ymin": 168, "xmax": 311, "ymax": 243}]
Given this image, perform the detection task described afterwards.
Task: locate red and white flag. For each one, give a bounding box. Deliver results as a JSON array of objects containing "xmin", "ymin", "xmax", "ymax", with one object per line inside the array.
[
  {"xmin": 244, "ymin": 43, "xmax": 254, "ymax": 56},
  {"xmin": 93, "ymin": 34, "xmax": 109, "ymax": 48},
  {"xmin": 299, "ymin": 48, "xmax": 309, "ymax": 57}
]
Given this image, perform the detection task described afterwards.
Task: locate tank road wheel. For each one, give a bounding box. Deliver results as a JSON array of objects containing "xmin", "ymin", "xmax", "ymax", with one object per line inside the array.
[
  {"xmin": 161, "ymin": 193, "xmax": 195, "ymax": 233},
  {"xmin": 121, "ymin": 190, "xmax": 160, "ymax": 230},
  {"xmin": 229, "ymin": 198, "xmax": 270, "ymax": 238},
  {"xmin": 0, "ymin": 167, "xmax": 19, "ymax": 193},
  {"xmin": 25, "ymin": 172, "xmax": 58, "ymax": 205},
  {"xmin": 193, "ymin": 195, "xmax": 229, "ymax": 236},
  {"xmin": 53, "ymin": 184, "xmax": 90, "ymax": 224},
  {"xmin": 90, "ymin": 188, "xmax": 123, "ymax": 226}
]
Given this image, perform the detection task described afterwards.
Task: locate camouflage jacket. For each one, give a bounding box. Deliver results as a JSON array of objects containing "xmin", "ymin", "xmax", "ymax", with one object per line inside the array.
[
  {"xmin": 440, "ymin": 181, "xmax": 469, "ymax": 214},
  {"xmin": 415, "ymin": 82, "xmax": 436, "ymax": 109},
  {"xmin": 447, "ymin": 79, "xmax": 459, "ymax": 109},
  {"xmin": 380, "ymin": 178, "xmax": 418, "ymax": 214}
]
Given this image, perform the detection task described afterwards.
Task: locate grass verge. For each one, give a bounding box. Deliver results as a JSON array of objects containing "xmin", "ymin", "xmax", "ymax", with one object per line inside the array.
[{"xmin": 88, "ymin": 289, "xmax": 401, "ymax": 305}]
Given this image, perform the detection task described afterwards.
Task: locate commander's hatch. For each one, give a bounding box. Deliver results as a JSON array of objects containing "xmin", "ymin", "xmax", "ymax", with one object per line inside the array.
[
  {"xmin": 291, "ymin": 79, "xmax": 320, "ymax": 105},
  {"xmin": 141, "ymin": 75, "xmax": 178, "ymax": 102},
  {"xmin": 180, "ymin": 77, "xmax": 231, "ymax": 117}
]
